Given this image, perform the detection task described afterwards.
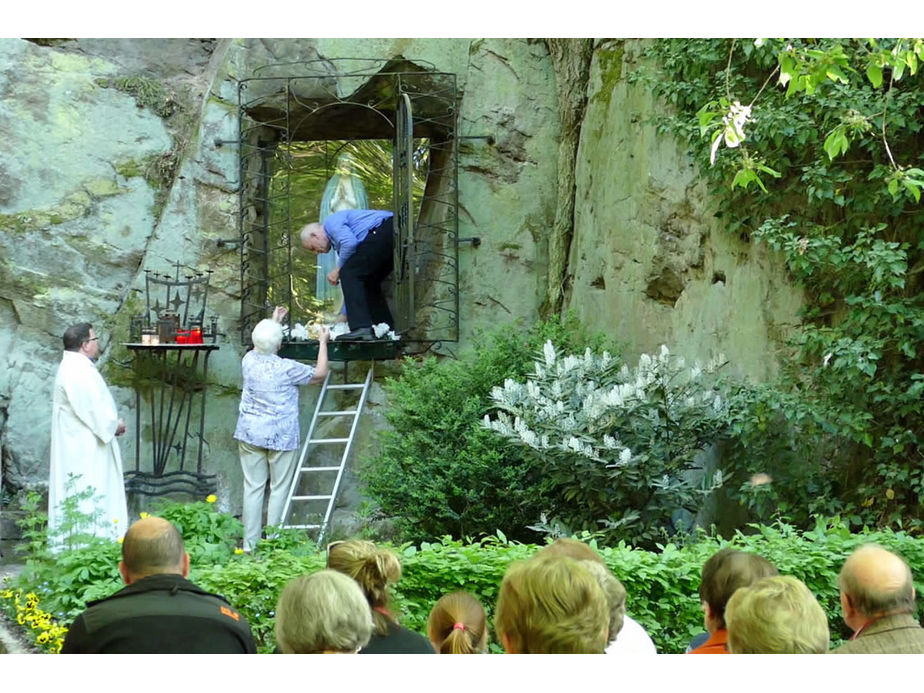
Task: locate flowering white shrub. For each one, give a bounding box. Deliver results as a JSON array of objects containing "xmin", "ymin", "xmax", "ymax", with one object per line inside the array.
[{"xmin": 483, "ymin": 342, "xmax": 729, "ymax": 545}]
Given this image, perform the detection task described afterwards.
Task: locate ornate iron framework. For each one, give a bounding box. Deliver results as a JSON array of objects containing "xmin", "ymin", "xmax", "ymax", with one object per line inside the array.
[
  {"xmin": 124, "ymin": 265, "xmax": 220, "ymax": 497},
  {"xmin": 237, "ymin": 58, "xmax": 459, "ymax": 358}
]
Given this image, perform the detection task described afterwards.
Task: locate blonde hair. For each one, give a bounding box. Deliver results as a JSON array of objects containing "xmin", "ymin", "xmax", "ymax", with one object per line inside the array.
[
  {"xmin": 495, "ymin": 554, "xmax": 609, "ymax": 654},
  {"xmin": 275, "ymin": 570, "xmax": 373, "ymax": 654},
  {"xmin": 537, "ymin": 538, "xmax": 626, "ymax": 639},
  {"xmin": 427, "ymin": 592, "xmax": 488, "ymax": 654},
  {"xmin": 327, "ymin": 540, "xmax": 402, "ymax": 635},
  {"xmin": 725, "ymin": 575, "xmax": 829, "ymax": 654}
]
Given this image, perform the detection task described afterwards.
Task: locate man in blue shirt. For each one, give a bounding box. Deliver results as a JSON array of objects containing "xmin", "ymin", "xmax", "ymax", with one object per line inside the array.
[{"xmin": 300, "ymin": 209, "xmax": 395, "ymax": 341}]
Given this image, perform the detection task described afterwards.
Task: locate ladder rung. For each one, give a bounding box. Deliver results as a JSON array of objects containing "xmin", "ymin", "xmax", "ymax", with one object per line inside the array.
[
  {"xmin": 326, "ymin": 383, "xmax": 366, "ymax": 390},
  {"xmin": 298, "ymin": 466, "xmax": 342, "ymax": 472},
  {"xmin": 284, "ymin": 524, "xmax": 322, "ymax": 530},
  {"xmin": 291, "ymin": 494, "xmax": 333, "ymax": 500},
  {"xmin": 309, "ymin": 437, "xmax": 350, "ymax": 444},
  {"xmin": 318, "ymin": 410, "xmax": 359, "ymax": 416}
]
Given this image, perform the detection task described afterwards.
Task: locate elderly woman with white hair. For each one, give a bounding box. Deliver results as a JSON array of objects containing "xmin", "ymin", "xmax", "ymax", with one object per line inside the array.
[
  {"xmin": 275, "ymin": 570, "xmax": 374, "ymax": 653},
  {"xmin": 233, "ymin": 307, "xmax": 329, "ymax": 552}
]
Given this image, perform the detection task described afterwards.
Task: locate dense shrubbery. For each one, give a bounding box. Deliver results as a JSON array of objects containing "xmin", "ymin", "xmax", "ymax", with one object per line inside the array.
[
  {"xmin": 360, "ymin": 315, "xmax": 614, "ymax": 543},
  {"xmin": 634, "ymin": 39, "xmax": 923, "ymax": 533},
  {"xmin": 4, "ymin": 502, "xmax": 923, "ymax": 654},
  {"xmin": 485, "ymin": 343, "xmax": 727, "ymax": 547}
]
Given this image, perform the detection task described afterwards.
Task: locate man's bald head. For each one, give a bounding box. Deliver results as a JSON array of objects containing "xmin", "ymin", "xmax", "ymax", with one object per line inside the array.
[
  {"xmin": 837, "ymin": 544, "xmax": 915, "ymax": 620},
  {"xmin": 119, "ymin": 517, "xmax": 188, "ymax": 583}
]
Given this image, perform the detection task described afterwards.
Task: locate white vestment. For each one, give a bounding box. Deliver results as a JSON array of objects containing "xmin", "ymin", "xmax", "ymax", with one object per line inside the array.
[{"xmin": 48, "ymin": 350, "xmax": 128, "ymax": 546}]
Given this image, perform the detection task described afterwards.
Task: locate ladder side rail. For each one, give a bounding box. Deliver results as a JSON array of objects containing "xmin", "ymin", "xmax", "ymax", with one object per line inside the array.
[
  {"xmin": 317, "ymin": 366, "xmax": 374, "ymax": 543},
  {"xmin": 281, "ymin": 369, "xmax": 333, "ymax": 526}
]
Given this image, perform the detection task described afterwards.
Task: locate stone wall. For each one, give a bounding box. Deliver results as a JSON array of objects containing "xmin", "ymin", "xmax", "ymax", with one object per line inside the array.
[
  {"xmin": 567, "ymin": 40, "xmax": 802, "ymax": 381},
  {"xmin": 0, "ymin": 38, "xmax": 802, "ymax": 528}
]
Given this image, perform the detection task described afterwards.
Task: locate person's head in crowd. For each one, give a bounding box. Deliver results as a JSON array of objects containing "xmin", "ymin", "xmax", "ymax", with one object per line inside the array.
[
  {"xmin": 725, "ymin": 575, "xmax": 830, "ymax": 654},
  {"xmin": 495, "ymin": 554, "xmax": 609, "ymax": 654},
  {"xmin": 699, "ymin": 548, "xmax": 778, "ymax": 633},
  {"xmin": 251, "ymin": 318, "xmax": 284, "ymax": 355},
  {"xmin": 427, "ymin": 591, "xmax": 489, "ymax": 654},
  {"xmin": 118, "ymin": 517, "xmax": 189, "ymax": 585},
  {"xmin": 326, "ymin": 539, "xmax": 402, "ymax": 635},
  {"xmin": 837, "ymin": 543, "xmax": 917, "ymax": 632},
  {"xmin": 537, "ymin": 537, "xmax": 626, "ymax": 641},
  {"xmin": 275, "ymin": 570, "xmax": 373, "ymax": 654}
]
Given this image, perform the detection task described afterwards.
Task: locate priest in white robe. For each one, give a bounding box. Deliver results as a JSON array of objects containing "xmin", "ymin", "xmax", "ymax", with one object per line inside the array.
[{"xmin": 48, "ymin": 322, "xmax": 128, "ymax": 548}]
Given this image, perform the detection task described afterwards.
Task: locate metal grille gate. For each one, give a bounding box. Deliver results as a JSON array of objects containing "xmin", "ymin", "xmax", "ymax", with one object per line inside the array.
[{"xmin": 236, "ymin": 58, "xmax": 459, "ymax": 354}]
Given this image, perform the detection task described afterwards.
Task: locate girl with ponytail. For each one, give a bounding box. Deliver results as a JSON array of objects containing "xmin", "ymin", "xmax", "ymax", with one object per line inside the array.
[{"xmin": 427, "ymin": 592, "xmax": 489, "ymax": 654}]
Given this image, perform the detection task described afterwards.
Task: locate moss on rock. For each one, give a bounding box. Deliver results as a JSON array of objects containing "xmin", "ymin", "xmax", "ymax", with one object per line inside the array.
[{"xmin": 96, "ymin": 75, "xmax": 177, "ymax": 118}]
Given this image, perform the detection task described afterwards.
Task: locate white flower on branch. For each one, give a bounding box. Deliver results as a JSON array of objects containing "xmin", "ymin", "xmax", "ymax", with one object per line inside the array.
[{"xmin": 710, "ymin": 100, "xmax": 753, "ymax": 166}]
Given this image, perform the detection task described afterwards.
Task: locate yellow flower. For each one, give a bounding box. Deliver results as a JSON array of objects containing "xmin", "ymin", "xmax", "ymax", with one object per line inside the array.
[
  {"xmin": 113, "ymin": 517, "xmax": 119, "ymax": 524},
  {"xmin": 234, "ymin": 548, "xmax": 244, "ymax": 555},
  {"xmin": 117, "ymin": 536, "xmax": 124, "ymax": 544},
  {"xmin": 206, "ymin": 494, "xmax": 217, "ymax": 504},
  {"xmin": 139, "ymin": 512, "xmax": 151, "ymax": 519}
]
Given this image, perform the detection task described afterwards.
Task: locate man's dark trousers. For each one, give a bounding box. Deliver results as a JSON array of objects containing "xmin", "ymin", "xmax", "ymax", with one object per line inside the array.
[{"xmin": 340, "ymin": 216, "xmax": 394, "ymax": 331}]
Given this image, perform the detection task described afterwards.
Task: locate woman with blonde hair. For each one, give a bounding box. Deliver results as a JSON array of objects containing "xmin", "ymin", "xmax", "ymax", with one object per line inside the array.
[
  {"xmin": 326, "ymin": 539, "xmax": 435, "ymax": 653},
  {"xmin": 427, "ymin": 592, "xmax": 489, "ymax": 654}
]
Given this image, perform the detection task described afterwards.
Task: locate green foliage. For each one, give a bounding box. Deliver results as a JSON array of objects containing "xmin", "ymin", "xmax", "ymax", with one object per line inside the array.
[
  {"xmin": 360, "ymin": 315, "xmax": 614, "ymax": 543},
  {"xmin": 5, "ymin": 491, "xmax": 924, "ymax": 654},
  {"xmin": 152, "ymin": 497, "xmax": 242, "ymax": 564},
  {"xmin": 10, "ymin": 490, "xmax": 122, "ymax": 628},
  {"xmin": 193, "ymin": 549, "xmax": 325, "ymax": 652},
  {"xmin": 485, "ymin": 344, "xmax": 727, "ymax": 547},
  {"xmin": 637, "ymin": 38, "xmax": 924, "ymax": 533}
]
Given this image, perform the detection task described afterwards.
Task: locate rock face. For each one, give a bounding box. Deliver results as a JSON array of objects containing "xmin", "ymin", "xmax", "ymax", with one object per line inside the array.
[
  {"xmin": 567, "ymin": 40, "xmax": 802, "ymax": 380},
  {"xmin": 0, "ymin": 38, "xmax": 802, "ymax": 526}
]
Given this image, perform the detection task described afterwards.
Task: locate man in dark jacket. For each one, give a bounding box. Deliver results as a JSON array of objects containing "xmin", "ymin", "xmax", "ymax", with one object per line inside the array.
[{"xmin": 61, "ymin": 516, "xmax": 256, "ymax": 653}]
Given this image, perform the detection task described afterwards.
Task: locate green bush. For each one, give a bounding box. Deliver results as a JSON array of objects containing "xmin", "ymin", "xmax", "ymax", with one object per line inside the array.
[
  {"xmin": 154, "ymin": 496, "xmax": 242, "ymax": 564},
  {"xmin": 4, "ymin": 502, "xmax": 924, "ymax": 654},
  {"xmin": 485, "ymin": 343, "xmax": 728, "ymax": 547},
  {"xmin": 360, "ymin": 314, "xmax": 615, "ymax": 543}
]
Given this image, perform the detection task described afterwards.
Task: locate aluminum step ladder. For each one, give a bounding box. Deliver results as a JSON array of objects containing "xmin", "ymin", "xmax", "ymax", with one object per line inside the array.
[{"xmin": 280, "ymin": 366, "xmax": 373, "ymax": 544}]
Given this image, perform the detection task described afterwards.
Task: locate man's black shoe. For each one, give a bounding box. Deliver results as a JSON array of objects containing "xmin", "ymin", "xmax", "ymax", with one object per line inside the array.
[{"xmin": 340, "ymin": 327, "xmax": 375, "ymax": 341}]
